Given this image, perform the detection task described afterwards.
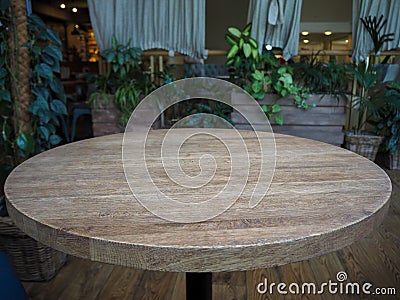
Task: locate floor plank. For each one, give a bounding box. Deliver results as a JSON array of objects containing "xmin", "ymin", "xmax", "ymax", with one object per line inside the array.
[{"xmin": 22, "ymin": 170, "xmax": 400, "ymax": 299}]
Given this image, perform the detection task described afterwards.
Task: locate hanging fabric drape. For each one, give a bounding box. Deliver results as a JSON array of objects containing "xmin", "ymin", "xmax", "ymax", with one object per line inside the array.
[
  {"xmin": 247, "ymin": 0, "xmax": 303, "ymax": 60},
  {"xmin": 352, "ymin": 0, "xmax": 400, "ymax": 62},
  {"xmin": 87, "ymin": 0, "xmax": 206, "ymax": 59}
]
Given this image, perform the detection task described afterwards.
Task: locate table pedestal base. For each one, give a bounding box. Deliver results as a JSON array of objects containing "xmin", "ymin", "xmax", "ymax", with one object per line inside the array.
[{"xmin": 186, "ymin": 272, "xmax": 212, "ymax": 300}]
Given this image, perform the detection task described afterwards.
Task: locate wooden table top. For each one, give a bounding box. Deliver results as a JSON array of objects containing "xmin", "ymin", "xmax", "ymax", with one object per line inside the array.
[{"xmin": 5, "ymin": 129, "xmax": 392, "ymax": 272}]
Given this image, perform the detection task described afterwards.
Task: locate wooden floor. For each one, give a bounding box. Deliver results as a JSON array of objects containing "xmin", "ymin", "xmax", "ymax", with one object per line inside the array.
[{"xmin": 23, "ymin": 170, "xmax": 400, "ymax": 300}]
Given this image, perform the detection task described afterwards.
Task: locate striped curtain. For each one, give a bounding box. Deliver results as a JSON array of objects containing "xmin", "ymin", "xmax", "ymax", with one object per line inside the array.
[
  {"xmin": 352, "ymin": 0, "xmax": 400, "ymax": 62},
  {"xmin": 87, "ymin": 0, "xmax": 206, "ymax": 59},
  {"xmin": 247, "ymin": 0, "xmax": 303, "ymax": 60}
]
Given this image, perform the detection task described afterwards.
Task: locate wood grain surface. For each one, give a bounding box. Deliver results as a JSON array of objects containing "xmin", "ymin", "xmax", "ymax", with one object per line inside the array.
[{"xmin": 5, "ymin": 129, "xmax": 392, "ymax": 272}]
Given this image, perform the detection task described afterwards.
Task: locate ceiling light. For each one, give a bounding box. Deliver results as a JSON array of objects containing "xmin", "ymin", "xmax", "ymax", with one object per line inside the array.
[
  {"xmin": 265, "ymin": 44, "xmax": 273, "ymax": 51},
  {"xmin": 301, "ymin": 31, "xmax": 309, "ymax": 36},
  {"xmin": 345, "ymin": 39, "xmax": 349, "ymax": 43},
  {"xmin": 303, "ymin": 39, "xmax": 310, "ymax": 44},
  {"xmin": 72, "ymin": 7, "xmax": 78, "ymax": 13},
  {"xmin": 324, "ymin": 31, "xmax": 332, "ymax": 36},
  {"xmin": 60, "ymin": 3, "xmax": 66, "ymax": 9},
  {"xmin": 71, "ymin": 25, "xmax": 80, "ymax": 35}
]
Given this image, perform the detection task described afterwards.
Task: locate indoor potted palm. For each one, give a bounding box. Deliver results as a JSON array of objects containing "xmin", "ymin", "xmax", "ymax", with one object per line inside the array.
[
  {"xmin": 376, "ymin": 81, "xmax": 400, "ymax": 169},
  {"xmin": 344, "ymin": 15, "xmax": 394, "ymax": 160},
  {"xmin": 289, "ymin": 54, "xmax": 351, "ymax": 146}
]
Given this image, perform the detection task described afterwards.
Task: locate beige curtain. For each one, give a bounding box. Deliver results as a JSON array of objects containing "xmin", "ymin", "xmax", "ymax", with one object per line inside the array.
[
  {"xmin": 247, "ymin": 0, "xmax": 303, "ymax": 60},
  {"xmin": 352, "ymin": 0, "xmax": 400, "ymax": 62},
  {"xmin": 88, "ymin": 0, "xmax": 206, "ymax": 58}
]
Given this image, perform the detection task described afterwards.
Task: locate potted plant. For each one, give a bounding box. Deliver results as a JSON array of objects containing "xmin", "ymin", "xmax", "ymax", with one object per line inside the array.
[
  {"xmin": 1, "ymin": 4, "xmax": 67, "ymax": 281},
  {"xmin": 89, "ymin": 36, "xmax": 156, "ymax": 136},
  {"xmin": 344, "ymin": 15, "xmax": 394, "ymax": 160},
  {"xmin": 290, "ymin": 54, "xmax": 350, "ymax": 145},
  {"xmin": 225, "ymin": 24, "xmax": 341, "ymax": 142},
  {"xmin": 376, "ymin": 81, "xmax": 400, "ymax": 169},
  {"xmin": 226, "ymin": 24, "xmax": 309, "ymax": 121}
]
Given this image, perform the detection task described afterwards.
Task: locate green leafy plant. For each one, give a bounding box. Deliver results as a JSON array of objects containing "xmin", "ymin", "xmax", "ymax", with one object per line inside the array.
[
  {"xmin": 0, "ymin": 0, "xmax": 13, "ymax": 174},
  {"xmin": 292, "ymin": 52, "xmax": 350, "ymax": 100},
  {"xmin": 347, "ymin": 15, "xmax": 395, "ymax": 135},
  {"xmin": 0, "ymin": 5, "xmax": 66, "ymax": 215},
  {"xmin": 90, "ymin": 36, "xmax": 156, "ymax": 128},
  {"xmin": 376, "ymin": 82, "xmax": 400, "ymax": 153},
  {"xmin": 186, "ymin": 100, "xmax": 233, "ymax": 126},
  {"xmin": 25, "ymin": 14, "xmax": 67, "ymax": 152},
  {"xmin": 0, "ymin": 10, "xmax": 66, "ymax": 163},
  {"xmin": 225, "ymin": 23, "xmax": 259, "ymax": 86},
  {"xmin": 225, "ymin": 23, "xmax": 310, "ymax": 125},
  {"xmin": 361, "ymin": 15, "xmax": 394, "ymax": 55},
  {"xmin": 346, "ymin": 62, "xmax": 380, "ymax": 134}
]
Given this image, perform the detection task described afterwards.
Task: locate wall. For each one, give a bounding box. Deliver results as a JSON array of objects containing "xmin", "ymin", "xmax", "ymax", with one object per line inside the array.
[
  {"xmin": 205, "ymin": 0, "xmax": 249, "ymax": 63},
  {"xmin": 301, "ymin": 0, "xmax": 352, "ymax": 22}
]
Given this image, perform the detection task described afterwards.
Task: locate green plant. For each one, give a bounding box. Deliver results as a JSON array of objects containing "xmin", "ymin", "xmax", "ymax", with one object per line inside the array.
[
  {"xmin": 0, "ymin": 4, "xmax": 66, "ymax": 215},
  {"xmin": 346, "ymin": 61, "xmax": 380, "ymax": 134},
  {"xmin": 376, "ymin": 81, "xmax": 400, "ymax": 153},
  {"xmin": 186, "ymin": 100, "xmax": 233, "ymax": 125},
  {"xmin": 0, "ymin": 0, "xmax": 13, "ymax": 174},
  {"xmin": 26, "ymin": 15, "xmax": 67, "ymax": 152},
  {"xmin": 225, "ymin": 23, "xmax": 259, "ymax": 86},
  {"xmin": 292, "ymin": 52, "xmax": 350, "ymax": 100},
  {"xmin": 225, "ymin": 23, "xmax": 310, "ymax": 125},
  {"xmin": 361, "ymin": 15, "xmax": 394, "ymax": 55},
  {"xmin": 347, "ymin": 15, "xmax": 394, "ymax": 135},
  {"xmin": 0, "ymin": 9, "xmax": 66, "ymax": 164},
  {"xmin": 90, "ymin": 36, "xmax": 156, "ymax": 128}
]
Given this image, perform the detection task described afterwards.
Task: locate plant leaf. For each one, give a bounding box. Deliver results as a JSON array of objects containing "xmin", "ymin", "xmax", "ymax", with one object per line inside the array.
[
  {"xmin": 50, "ymin": 99, "xmax": 68, "ymax": 115},
  {"xmin": 224, "ymin": 34, "xmax": 236, "ymax": 46},
  {"xmin": 43, "ymin": 45, "xmax": 63, "ymax": 62},
  {"xmin": 0, "ymin": 89, "xmax": 11, "ymax": 102},
  {"xmin": 35, "ymin": 63, "xmax": 53, "ymax": 80},
  {"xmin": 272, "ymin": 104, "xmax": 282, "ymax": 113},
  {"xmin": 228, "ymin": 27, "xmax": 241, "ymax": 39},
  {"xmin": 275, "ymin": 114, "xmax": 284, "ymax": 125},
  {"xmin": 49, "ymin": 134, "xmax": 62, "ymax": 145},
  {"xmin": 227, "ymin": 44, "xmax": 239, "ymax": 59},
  {"xmin": 46, "ymin": 29, "xmax": 62, "ymax": 46},
  {"xmin": 38, "ymin": 126, "xmax": 50, "ymax": 140},
  {"xmin": 16, "ymin": 132, "xmax": 35, "ymax": 154},
  {"xmin": 243, "ymin": 23, "xmax": 252, "ymax": 35},
  {"xmin": 243, "ymin": 43, "xmax": 251, "ymax": 58}
]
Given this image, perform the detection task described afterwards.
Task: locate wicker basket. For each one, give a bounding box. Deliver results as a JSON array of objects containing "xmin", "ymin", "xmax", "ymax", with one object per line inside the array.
[
  {"xmin": 344, "ymin": 134, "xmax": 384, "ymax": 161},
  {"xmin": 383, "ymin": 148, "xmax": 400, "ymax": 170},
  {"xmin": 0, "ymin": 216, "xmax": 67, "ymax": 281},
  {"xmin": 389, "ymin": 149, "xmax": 400, "ymax": 169}
]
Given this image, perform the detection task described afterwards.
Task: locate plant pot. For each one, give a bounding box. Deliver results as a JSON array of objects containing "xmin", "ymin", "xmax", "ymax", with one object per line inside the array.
[
  {"xmin": 344, "ymin": 133, "xmax": 384, "ymax": 161},
  {"xmin": 90, "ymin": 95, "xmax": 121, "ymax": 137},
  {"xmin": 0, "ymin": 216, "xmax": 67, "ymax": 281},
  {"xmin": 377, "ymin": 148, "xmax": 400, "ymax": 170},
  {"xmin": 231, "ymin": 93, "xmax": 348, "ymax": 146}
]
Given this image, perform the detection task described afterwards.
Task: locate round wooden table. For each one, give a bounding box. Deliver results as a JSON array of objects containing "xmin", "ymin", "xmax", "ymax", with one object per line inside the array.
[{"xmin": 5, "ymin": 129, "xmax": 392, "ymax": 299}]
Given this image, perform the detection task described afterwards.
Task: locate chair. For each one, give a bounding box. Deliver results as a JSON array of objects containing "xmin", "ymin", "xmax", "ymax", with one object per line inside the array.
[
  {"xmin": 69, "ymin": 103, "xmax": 93, "ymax": 142},
  {"xmin": 0, "ymin": 252, "xmax": 28, "ymax": 300},
  {"xmin": 59, "ymin": 103, "xmax": 93, "ymax": 143}
]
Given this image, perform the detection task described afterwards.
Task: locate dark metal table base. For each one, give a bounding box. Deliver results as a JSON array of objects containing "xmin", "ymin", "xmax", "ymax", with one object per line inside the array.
[{"xmin": 186, "ymin": 272, "xmax": 212, "ymax": 300}]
